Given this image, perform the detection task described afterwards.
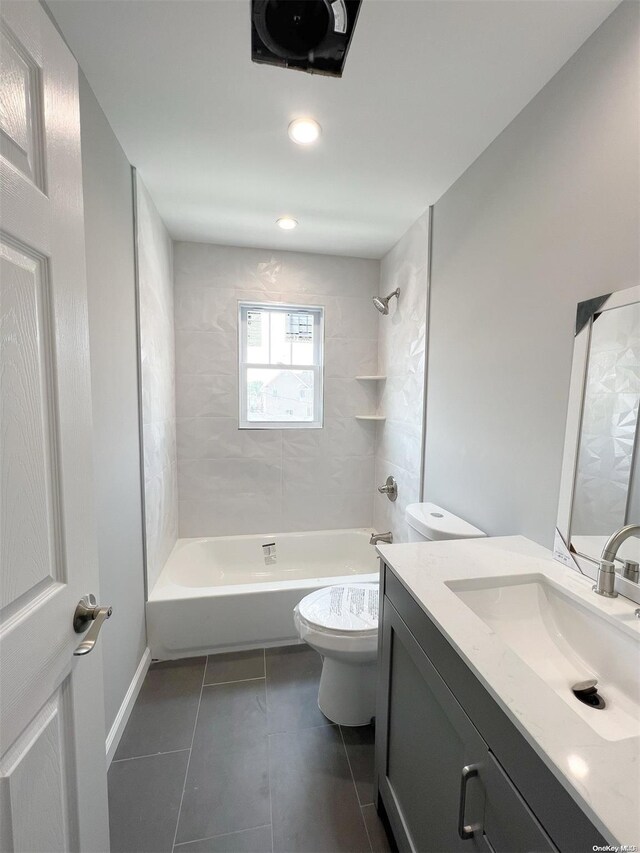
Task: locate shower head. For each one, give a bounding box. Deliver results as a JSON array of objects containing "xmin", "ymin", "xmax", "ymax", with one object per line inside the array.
[{"xmin": 373, "ymin": 288, "xmax": 400, "ymax": 315}]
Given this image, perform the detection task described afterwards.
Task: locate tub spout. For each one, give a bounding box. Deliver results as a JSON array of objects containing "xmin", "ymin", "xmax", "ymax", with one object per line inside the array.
[{"xmin": 370, "ymin": 532, "xmax": 393, "ymax": 545}]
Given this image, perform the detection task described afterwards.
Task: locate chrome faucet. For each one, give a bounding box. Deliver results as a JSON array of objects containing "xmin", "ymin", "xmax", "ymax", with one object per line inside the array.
[
  {"xmin": 370, "ymin": 531, "xmax": 393, "ymax": 545},
  {"xmin": 600, "ymin": 524, "xmax": 640, "ymax": 563},
  {"xmin": 593, "ymin": 524, "xmax": 640, "ymax": 597},
  {"xmin": 593, "ymin": 560, "xmax": 617, "ymax": 598}
]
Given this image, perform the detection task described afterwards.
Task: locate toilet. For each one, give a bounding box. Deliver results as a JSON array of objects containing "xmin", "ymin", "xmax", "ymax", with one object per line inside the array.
[
  {"xmin": 405, "ymin": 502, "xmax": 487, "ymax": 543},
  {"xmin": 294, "ymin": 582, "xmax": 378, "ymax": 727},
  {"xmin": 294, "ymin": 504, "xmax": 486, "ymax": 727}
]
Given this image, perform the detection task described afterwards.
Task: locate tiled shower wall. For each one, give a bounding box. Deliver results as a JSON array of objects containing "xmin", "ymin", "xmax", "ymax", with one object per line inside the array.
[
  {"xmin": 136, "ymin": 174, "xmax": 178, "ymax": 591},
  {"xmin": 173, "ymin": 242, "xmax": 380, "ymax": 537},
  {"xmin": 374, "ymin": 212, "xmax": 429, "ymax": 541}
]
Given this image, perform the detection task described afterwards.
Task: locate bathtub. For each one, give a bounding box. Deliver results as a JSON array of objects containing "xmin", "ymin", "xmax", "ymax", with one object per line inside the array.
[{"xmin": 146, "ymin": 528, "xmax": 379, "ymax": 659}]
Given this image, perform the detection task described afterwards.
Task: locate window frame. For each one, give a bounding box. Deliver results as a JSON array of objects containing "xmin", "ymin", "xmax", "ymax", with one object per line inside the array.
[{"xmin": 238, "ymin": 301, "xmax": 324, "ymax": 430}]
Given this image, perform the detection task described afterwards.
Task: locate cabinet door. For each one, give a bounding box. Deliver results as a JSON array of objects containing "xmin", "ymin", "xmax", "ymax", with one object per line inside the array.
[
  {"xmin": 482, "ymin": 754, "xmax": 556, "ymax": 853},
  {"xmin": 377, "ymin": 600, "xmax": 487, "ymax": 853},
  {"xmin": 376, "ymin": 598, "xmax": 556, "ymax": 853}
]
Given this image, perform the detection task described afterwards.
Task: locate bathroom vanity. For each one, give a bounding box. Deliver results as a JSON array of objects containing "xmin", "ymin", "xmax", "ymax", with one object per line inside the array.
[{"xmin": 374, "ymin": 536, "xmax": 639, "ymax": 853}]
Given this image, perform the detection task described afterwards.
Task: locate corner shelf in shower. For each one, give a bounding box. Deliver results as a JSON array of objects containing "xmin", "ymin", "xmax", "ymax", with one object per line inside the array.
[
  {"xmin": 355, "ymin": 375, "xmax": 387, "ymax": 380},
  {"xmin": 355, "ymin": 415, "xmax": 386, "ymax": 421}
]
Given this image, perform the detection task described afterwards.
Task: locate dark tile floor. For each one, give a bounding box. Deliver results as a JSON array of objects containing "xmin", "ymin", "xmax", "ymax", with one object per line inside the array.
[{"xmin": 109, "ymin": 645, "xmax": 394, "ymax": 853}]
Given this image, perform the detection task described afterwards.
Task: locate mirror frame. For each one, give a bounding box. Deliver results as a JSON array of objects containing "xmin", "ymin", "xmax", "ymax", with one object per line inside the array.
[{"xmin": 554, "ymin": 283, "xmax": 640, "ymax": 604}]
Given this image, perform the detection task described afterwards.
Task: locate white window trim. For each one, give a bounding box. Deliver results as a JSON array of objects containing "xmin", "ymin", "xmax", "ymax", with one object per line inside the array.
[{"xmin": 238, "ymin": 301, "xmax": 324, "ymax": 430}]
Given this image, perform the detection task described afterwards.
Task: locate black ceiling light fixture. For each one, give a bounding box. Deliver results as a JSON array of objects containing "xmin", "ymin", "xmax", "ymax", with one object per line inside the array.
[{"xmin": 251, "ymin": 0, "xmax": 362, "ymax": 78}]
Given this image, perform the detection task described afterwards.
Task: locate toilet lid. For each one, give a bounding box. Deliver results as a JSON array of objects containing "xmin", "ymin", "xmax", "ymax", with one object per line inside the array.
[{"xmin": 297, "ymin": 583, "xmax": 379, "ymax": 634}]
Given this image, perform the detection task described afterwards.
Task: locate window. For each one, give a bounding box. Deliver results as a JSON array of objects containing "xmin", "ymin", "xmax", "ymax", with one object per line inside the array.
[{"xmin": 239, "ymin": 302, "xmax": 324, "ymax": 429}]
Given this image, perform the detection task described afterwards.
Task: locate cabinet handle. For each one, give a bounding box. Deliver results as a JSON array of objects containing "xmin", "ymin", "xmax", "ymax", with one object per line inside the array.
[{"xmin": 458, "ymin": 764, "xmax": 481, "ymax": 840}]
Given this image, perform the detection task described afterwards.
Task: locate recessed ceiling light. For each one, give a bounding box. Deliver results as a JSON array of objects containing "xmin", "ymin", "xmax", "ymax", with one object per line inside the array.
[
  {"xmin": 288, "ymin": 118, "xmax": 322, "ymax": 145},
  {"xmin": 277, "ymin": 217, "xmax": 298, "ymax": 230}
]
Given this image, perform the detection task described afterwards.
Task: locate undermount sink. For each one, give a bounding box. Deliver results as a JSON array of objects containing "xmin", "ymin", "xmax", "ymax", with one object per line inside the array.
[{"xmin": 446, "ymin": 573, "xmax": 640, "ymax": 742}]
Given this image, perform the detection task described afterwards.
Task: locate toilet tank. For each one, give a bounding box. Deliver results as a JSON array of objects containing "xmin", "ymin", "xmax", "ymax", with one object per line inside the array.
[{"xmin": 405, "ymin": 503, "xmax": 486, "ymax": 542}]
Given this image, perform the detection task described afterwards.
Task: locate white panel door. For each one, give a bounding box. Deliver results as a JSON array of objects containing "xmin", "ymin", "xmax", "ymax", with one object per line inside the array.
[{"xmin": 0, "ymin": 3, "xmax": 110, "ymax": 851}]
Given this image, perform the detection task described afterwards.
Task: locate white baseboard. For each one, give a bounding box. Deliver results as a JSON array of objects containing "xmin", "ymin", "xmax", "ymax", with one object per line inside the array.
[{"xmin": 106, "ymin": 647, "xmax": 151, "ymax": 766}]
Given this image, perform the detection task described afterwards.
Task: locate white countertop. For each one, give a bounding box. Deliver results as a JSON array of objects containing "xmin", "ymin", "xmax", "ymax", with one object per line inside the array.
[{"xmin": 376, "ymin": 535, "xmax": 640, "ymax": 847}]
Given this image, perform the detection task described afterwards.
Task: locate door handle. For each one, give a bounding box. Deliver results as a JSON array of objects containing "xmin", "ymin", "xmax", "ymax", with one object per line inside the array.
[
  {"xmin": 73, "ymin": 594, "xmax": 112, "ymax": 656},
  {"xmin": 458, "ymin": 763, "xmax": 482, "ymax": 840}
]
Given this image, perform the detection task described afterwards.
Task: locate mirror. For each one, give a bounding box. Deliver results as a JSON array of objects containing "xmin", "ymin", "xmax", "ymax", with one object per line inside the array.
[{"xmin": 555, "ymin": 285, "xmax": 640, "ymax": 601}]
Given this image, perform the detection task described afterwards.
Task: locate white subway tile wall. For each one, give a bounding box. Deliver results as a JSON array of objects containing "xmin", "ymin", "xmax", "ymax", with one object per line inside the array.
[
  {"xmin": 374, "ymin": 212, "xmax": 429, "ymax": 541},
  {"xmin": 173, "ymin": 243, "xmax": 381, "ymax": 537},
  {"xmin": 137, "ymin": 175, "xmax": 178, "ymax": 591}
]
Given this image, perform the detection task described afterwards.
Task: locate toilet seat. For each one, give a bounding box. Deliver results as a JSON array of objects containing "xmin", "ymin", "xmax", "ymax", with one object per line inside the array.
[{"xmin": 295, "ymin": 583, "xmax": 379, "ymax": 636}]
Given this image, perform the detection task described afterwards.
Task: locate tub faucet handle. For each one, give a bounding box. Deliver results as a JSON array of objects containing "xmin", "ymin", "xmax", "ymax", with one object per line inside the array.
[{"xmin": 377, "ymin": 476, "xmax": 397, "ymax": 502}]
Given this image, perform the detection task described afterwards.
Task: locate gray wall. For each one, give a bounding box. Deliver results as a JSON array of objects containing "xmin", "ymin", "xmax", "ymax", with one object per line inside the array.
[
  {"xmin": 423, "ymin": 1, "xmax": 640, "ymax": 548},
  {"xmin": 136, "ymin": 175, "xmax": 178, "ymax": 593},
  {"xmin": 375, "ymin": 212, "xmax": 429, "ymax": 541},
  {"xmin": 173, "ymin": 241, "xmax": 380, "ymax": 536},
  {"xmin": 79, "ymin": 74, "xmax": 147, "ymax": 737}
]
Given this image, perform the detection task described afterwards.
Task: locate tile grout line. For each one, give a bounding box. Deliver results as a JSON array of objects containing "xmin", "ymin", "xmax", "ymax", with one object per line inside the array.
[
  {"xmin": 360, "ymin": 805, "xmax": 375, "ymax": 853},
  {"xmin": 174, "ymin": 824, "xmax": 272, "ymax": 850},
  {"xmin": 111, "ymin": 748, "xmax": 190, "ymax": 764},
  {"xmin": 265, "ymin": 648, "xmax": 275, "ymax": 853},
  {"xmin": 203, "ymin": 675, "xmax": 266, "ymax": 688},
  {"xmin": 339, "ymin": 725, "xmax": 374, "ymax": 853},
  {"xmin": 267, "ymin": 721, "xmax": 335, "ymax": 737},
  {"xmin": 172, "ymin": 656, "xmax": 208, "ymax": 852}
]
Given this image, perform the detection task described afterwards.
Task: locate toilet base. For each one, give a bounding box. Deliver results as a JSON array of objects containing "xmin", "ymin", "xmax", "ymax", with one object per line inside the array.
[{"xmin": 317, "ymin": 657, "xmax": 377, "ymax": 726}]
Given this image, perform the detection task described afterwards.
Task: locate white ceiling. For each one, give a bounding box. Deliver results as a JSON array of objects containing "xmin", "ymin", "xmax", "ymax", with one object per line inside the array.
[{"xmin": 50, "ymin": 0, "xmax": 618, "ymax": 259}]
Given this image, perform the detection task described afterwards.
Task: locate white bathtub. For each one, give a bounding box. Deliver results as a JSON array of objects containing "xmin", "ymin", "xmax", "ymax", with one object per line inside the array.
[{"xmin": 146, "ymin": 528, "xmax": 379, "ymax": 659}]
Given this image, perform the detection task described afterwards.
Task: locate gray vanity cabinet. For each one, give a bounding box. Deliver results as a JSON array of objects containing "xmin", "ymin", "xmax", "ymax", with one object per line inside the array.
[
  {"xmin": 376, "ymin": 565, "xmax": 608, "ymax": 853},
  {"xmin": 383, "ymin": 602, "xmax": 487, "ymax": 852}
]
